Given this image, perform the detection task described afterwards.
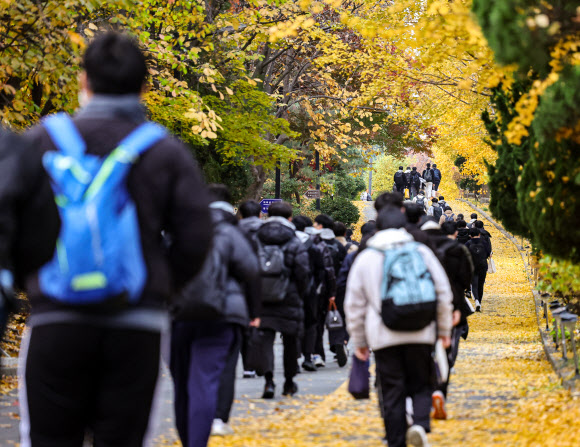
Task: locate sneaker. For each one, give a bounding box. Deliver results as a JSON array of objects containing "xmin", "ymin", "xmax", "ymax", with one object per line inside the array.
[
  {"xmin": 262, "ymin": 380, "xmax": 275, "ymax": 399},
  {"xmin": 406, "ymin": 425, "xmax": 429, "ymax": 447},
  {"xmin": 211, "ymin": 418, "xmax": 234, "ymax": 436},
  {"xmin": 475, "ymin": 300, "xmax": 481, "ymax": 312},
  {"xmin": 313, "ymin": 354, "xmax": 325, "ymax": 367},
  {"xmin": 405, "ymin": 396, "xmax": 414, "ymax": 427},
  {"xmin": 282, "ymin": 380, "xmax": 298, "ymax": 396},
  {"xmin": 335, "ymin": 343, "xmax": 348, "ymax": 367},
  {"xmin": 432, "ymin": 391, "xmax": 447, "ymax": 420},
  {"xmin": 243, "ymin": 370, "xmax": 256, "ymax": 379},
  {"xmin": 302, "ymin": 360, "xmax": 317, "ymax": 372}
]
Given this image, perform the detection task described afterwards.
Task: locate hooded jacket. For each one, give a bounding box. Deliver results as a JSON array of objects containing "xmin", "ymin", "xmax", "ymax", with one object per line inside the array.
[
  {"xmin": 345, "ymin": 228, "xmax": 453, "ymax": 351},
  {"xmin": 173, "ymin": 208, "xmax": 260, "ymax": 326},
  {"xmin": 238, "ymin": 216, "xmax": 263, "ymax": 240},
  {"xmin": 255, "ymin": 217, "xmax": 310, "ymax": 336},
  {"xmin": 457, "ymin": 228, "xmax": 470, "ymax": 244},
  {"xmin": 24, "ymin": 95, "xmax": 212, "ymax": 332}
]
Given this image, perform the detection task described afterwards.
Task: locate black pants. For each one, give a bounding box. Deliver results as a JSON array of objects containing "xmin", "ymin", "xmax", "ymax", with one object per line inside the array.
[
  {"xmin": 215, "ymin": 326, "xmax": 242, "ymax": 423},
  {"xmin": 437, "ymin": 323, "xmax": 467, "ymax": 397},
  {"xmin": 302, "ymin": 323, "xmax": 317, "ymax": 362},
  {"xmin": 262, "ymin": 329, "xmax": 298, "ymax": 382},
  {"xmin": 396, "ymin": 185, "xmax": 405, "ymax": 193},
  {"xmin": 471, "ymin": 268, "xmax": 488, "ymax": 303},
  {"xmin": 314, "ymin": 307, "xmax": 328, "ymax": 360},
  {"xmin": 21, "ymin": 323, "xmax": 161, "ymax": 447},
  {"xmin": 375, "ymin": 345, "xmax": 434, "ymax": 447}
]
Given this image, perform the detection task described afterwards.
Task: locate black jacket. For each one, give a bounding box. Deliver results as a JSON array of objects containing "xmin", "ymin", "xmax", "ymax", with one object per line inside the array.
[
  {"xmin": 256, "ymin": 218, "xmax": 310, "ymax": 336},
  {"xmin": 479, "ymin": 228, "xmax": 492, "ymax": 254},
  {"xmin": 25, "ymin": 103, "xmax": 212, "ymax": 323},
  {"xmin": 174, "ymin": 209, "xmax": 260, "ymax": 326},
  {"xmin": 465, "ymin": 237, "xmax": 491, "ymax": 271},
  {"xmin": 457, "ymin": 228, "xmax": 470, "ymax": 245},
  {"xmin": 0, "ymin": 129, "xmax": 59, "ymax": 285}
]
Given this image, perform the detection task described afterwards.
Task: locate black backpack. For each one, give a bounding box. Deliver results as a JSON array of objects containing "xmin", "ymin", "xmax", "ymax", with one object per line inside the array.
[
  {"xmin": 432, "ymin": 204, "xmax": 443, "ymax": 220},
  {"xmin": 424, "ymin": 169, "xmax": 433, "ymax": 182},
  {"xmin": 438, "ymin": 200, "xmax": 447, "ymax": 209},
  {"xmin": 256, "ymin": 239, "xmax": 291, "ymax": 303},
  {"xmin": 394, "ymin": 171, "xmax": 405, "ymax": 186},
  {"xmin": 404, "ymin": 171, "xmax": 412, "ymax": 186},
  {"xmin": 325, "ymin": 240, "xmax": 344, "ymax": 274},
  {"xmin": 416, "ymin": 196, "xmax": 426, "ymax": 209},
  {"xmin": 412, "ymin": 172, "xmax": 421, "ymax": 188},
  {"xmin": 468, "ymin": 242, "xmax": 488, "ymax": 270}
]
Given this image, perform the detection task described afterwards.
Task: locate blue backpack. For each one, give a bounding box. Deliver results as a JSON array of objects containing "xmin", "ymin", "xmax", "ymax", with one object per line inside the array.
[
  {"xmin": 39, "ymin": 113, "xmax": 167, "ymax": 305},
  {"xmin": 379, "ymin": 242, "xmax": 437, "ymax": 331}
]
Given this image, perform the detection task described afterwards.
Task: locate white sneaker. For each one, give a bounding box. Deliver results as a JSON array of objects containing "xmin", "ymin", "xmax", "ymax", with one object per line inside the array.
[
  {"xmin": 243, "ymin": 370, "xmax": 256, "ymax": 378},
  {"xmin": 211, "ymin": 418, "xmax": 234, "ymax": 436},
  {"xmin": 475, "ymin": 300, "xmax": 481, "ymax": 312},
  {"xmin": 313, "ymin": 354, "xmax": 326, "ymax": 367},
  {"xmin": 405, "ymin": 396, "xmax": 414, "ymax": 426},
  {"xmin": 406, "ymin": 425, "xmax": 429, "ymax": 447}
]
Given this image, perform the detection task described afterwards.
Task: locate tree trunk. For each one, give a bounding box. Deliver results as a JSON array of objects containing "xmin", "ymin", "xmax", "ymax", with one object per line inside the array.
[{"xmin": 245, "ymin": 164, "xmax": 267, "ymax": 201}]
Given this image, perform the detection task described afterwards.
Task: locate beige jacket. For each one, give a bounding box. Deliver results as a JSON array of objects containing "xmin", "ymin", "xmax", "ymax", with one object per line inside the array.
[{"xmin": 344, "ymin": 228, "xmax": 453, "ymax": 351}]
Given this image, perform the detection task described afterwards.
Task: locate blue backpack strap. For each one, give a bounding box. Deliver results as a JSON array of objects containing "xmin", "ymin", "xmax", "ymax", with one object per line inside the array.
[
  {"xmin": 42, "ymin": 113, "xmax": 86, "ymax": 158},
  {"xmin": 116, "ymin": 122, "xmax": 167, "ymax": 161}
]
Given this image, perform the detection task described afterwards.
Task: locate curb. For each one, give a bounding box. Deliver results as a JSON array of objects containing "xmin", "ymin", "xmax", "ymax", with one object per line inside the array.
[
  {"xmin": 0, "ymin": 357, "xmax": 18, "ymax": 377},
  {"xmin": 458, "ymin": 199, "xmax": 580, "ymax": 391}
]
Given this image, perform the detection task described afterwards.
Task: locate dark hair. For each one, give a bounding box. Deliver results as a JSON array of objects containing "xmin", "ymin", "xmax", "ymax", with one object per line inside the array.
[
  {"xmin": 377, "ymin": 206, "xmax": 407, "ymax": 230},
  {"xmin": 457, "ymin": 220, "xmax": 467, "ymax": 228},
  {"xmin": 419, "ymin": 190, "xmax": 425, "ymax": 195},
  {"xmin": 469, "ymin": 228, "xmax": 480, "ymax": 237},
  {"xmin": 361, "ymin": 221, "xmax": 377, "ymax": 236},
  {"xmin": 346, "ymin": 229, "xmax": 354, "ymax": 240},
  {"xmin": 432, "ymin": 164, "xmax": 437, "ymax": 168},
  {"xmin": 333, "ymin": 221, "xmax": 347, "ymax": 237},
  {"xmin": 441, "ymin": 221, "xmax": 457, "ymax": 235},
  {"xmin": 399, "ymin": 166, "xmax": 404, "ymax": 170},
  {"xmin": 474, "ymin": 220, "xmax": 484, "ymax": 229},
  {"xmin": 470, "ymin": 213, "xmax": 477, "ymax": 219},
  {"xmin": 404, "ymin": 202, "xmax": 425, "ymax": 224},
  {"xmin": 431, "ymin": 197, "xmax": 438, "ymax": 203},
  {"xmin": 238, "ymin": 200, "xmax": 261, "ymax": 218},
  {"xmin": 444, "ymin": 206, "xmax": 452, "ymax": 212},
  {"xmin": 83, "ymin": 32, "xmax": 147, "ymax": 95},
  {"xmin": 268, "ymin": 201, "xmax": 293, "ymax": 218},
  {"xmin": 208, "ymin": 184, "xmax": 231, "ymax": 204},
  {"xmin": 439, "ymin": 196, "xmax": 445, "ymax": 201},
  {"xmin": 293, "ymin": 215, "xmax": 312, "ymax": 232},
  {"xmin": 412, "ymin": 167, "xmax": 417, "ymax": 171},
  {"xmin": 406, "ymin": 166, "xmax": 410, "ymax": 170},
  {"xmin": 426, "ymin": 163, "xmax": 431, "ymax": 168},
  {"xmin": 457, "ymin": 214, "xmax": 464, "ymax": 221},
  {"xmin": 419, "ymin": 215, "xmax": 439, "ymax": 226},
  {"xmin": 375, "ymin": 192, "xmax": 404, "ymax": 212},
  {"xmin": 314, "ymin": 214, "xmax": 334, "ymax": 229}
]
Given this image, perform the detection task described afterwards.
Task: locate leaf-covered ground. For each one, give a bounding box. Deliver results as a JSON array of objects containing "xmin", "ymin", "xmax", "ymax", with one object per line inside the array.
[{"xmin": 203, "ymin": 201, "xmax": 580, "ymax": 447}]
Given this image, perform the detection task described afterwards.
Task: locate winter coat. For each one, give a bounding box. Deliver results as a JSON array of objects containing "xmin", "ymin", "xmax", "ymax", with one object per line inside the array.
[
  {"xmin": 256, "ymin": 217, "xmax": 310, "ymax": 336},
  {"xmin": 428, "ymin": 204, "xmax": 442, "ymax": 219},
  {"xmin": 174, "ymin": 208, "xmax": 260, "ymax": 326},
  {"xmin": 345, "ymin": 228, "xmax": 453, "ymax": 351},
  {"xmin": 479, "ymin": 228, "xmax": 493, "ymax": 254},
  {"xmin": 238, "ymin": 216, "xmax": 263, "ymax": 241},
  {"xmin": 336, "ymin": 236, "xmax": 358, "ymax": 255},
  {"xmin": 433, "ymin": 168, "xmax": 442, "ymax": 183},
  {"xmin": 404, "ymin": 169, "xmax": 412, "ymax": 188},
  {"xmin": 24, "ymin": 95, "xmax": 212, "ymax": 331},
  {"xmin": 439, "ymin": 210, "xmax": 456, "ymax": 225},
  {"xmin": 457, "ymin": 228, "xmax": 470, "ymax": 244},
  {"xmin": 411, "ymin": 171, "xmax": 421, "ymax": 189},
  {"xmin": 465, "ymin": 238, "xmax": 491, "ymax": 271}
]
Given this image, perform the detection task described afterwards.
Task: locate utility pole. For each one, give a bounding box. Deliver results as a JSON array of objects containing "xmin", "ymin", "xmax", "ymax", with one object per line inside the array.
[
  {"xmin": 368, "ymin": 158, "xmax": 373, "ymax": 198},
  {"xmin": 315, "ymin": 150, "xmax": 321, "ymax": 211},
  {"xmin": 275, "ymin": 161, "xmax": 281, "ymax": 199}
]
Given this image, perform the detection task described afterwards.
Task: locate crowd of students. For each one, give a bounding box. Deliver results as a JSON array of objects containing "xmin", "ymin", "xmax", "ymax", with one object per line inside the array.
[
  {"xmin": 394, "ymin": 163, "xmax": 442, "ymax": 200},
  {"xmin": 0, "ymin": 31, "xmax": 497, "ymax": 447}
]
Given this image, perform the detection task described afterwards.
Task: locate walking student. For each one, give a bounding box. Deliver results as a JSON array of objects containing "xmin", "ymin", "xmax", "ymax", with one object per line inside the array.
[
  {"xmin": 256, "ymin": 201, "xmax": 310, "ymax": 398},
  {"xmin": 465, "ymin": 228, "xmax": 490, "ymax": 312},
  {"xmin": 432, "ymin": 164, "xmax": 442, "ymax": 196},
  {"xmin": 21, "ymin": 32, "xmax": 213, "ymax": 446},
  {"xmin": 422, "ymin": 163, "xmax": 434, "ymax": 199},
  {"xmin": 345, "ymin": 207, "xmax": 453, "ymax": 447},
  {"xmin": 394, "ymin": 166, "xmax": 406, "ymax": 194},
  {"xmin": 410, "ymin": 167, "xmax": 421, "ymax": 199},
  {"xmin": 170, "ymin": 184, "xmax": 260, "ymax": 446}
]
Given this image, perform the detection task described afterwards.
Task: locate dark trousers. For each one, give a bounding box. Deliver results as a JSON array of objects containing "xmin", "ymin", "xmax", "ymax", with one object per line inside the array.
[
  {"xmin": 375, "ymin": 345, "xmax": 434, "ymax": 447},
  {"xmin": 302, "ymin": 323, "xmax": 317, "ymax": 361},
  {"xmin": 262, "ymin": 329, "xmax": 298, "ymax": 382},
  {"xmin": 21, "ymin": 323, "xmax": 160, "ymax": 447},
  {"xmin": 170, "ymin": 320, "xmax": 236, "ymax": 447},
  {"xmin": 471, "ymin": 269, "xmax": 488, "ymax": 303},
  {"xmin": 433, "ymin": 181, "xmax": 440, "ymax": 192},
  {"xmin": 314, "ymin": 308, "xmax": 328, "ymax": 360},
  {"xmin": 215, "ymin": 326, "xmax": 242, "ymax": 423},
  {"xmin": 438, "ymin": 323, "xmax": 467, "ymax": 397},
  {"xmin": 396, "ymin": 185, "xmax": 405, "ymax": 193},
  {"xmin": 410, "ymin": 186, "xmax": 418, "ymax": 199}
]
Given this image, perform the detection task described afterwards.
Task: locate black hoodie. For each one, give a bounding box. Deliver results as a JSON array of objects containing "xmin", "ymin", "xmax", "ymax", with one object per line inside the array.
[{"xmin": 255, "ymin": 218, "xmax": 310, "ymax": 336}]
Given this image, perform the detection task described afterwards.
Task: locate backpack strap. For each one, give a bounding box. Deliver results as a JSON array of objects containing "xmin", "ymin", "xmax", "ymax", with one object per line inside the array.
[
  {"xmin": 43, "ymin": 113, "xmax": 86, "ymax": 158},
  {"xmin": 115, "ymin": 122, "xmax": 167, "ymax": 161}
]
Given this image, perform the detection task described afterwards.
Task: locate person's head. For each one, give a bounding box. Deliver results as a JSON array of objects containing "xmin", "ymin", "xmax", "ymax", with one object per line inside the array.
[
  {"xmin": 375, "ymin": 192, "xmax": 404, "ymax": 212},
  {"xmin": 426, "ymin": 163, "xmax": 431, "ymax": 168},
  {"xmin": 333, "ymin": 221, "xmax": 347, "ymax": 237},
  {"xmin": 419, "ymin": 190, "xmax": 425, "ymax": 196},
  {"xmin": 469, "ymin": 228, "xmax": 480, "ymax": 238},
  {"xmin": 432, "ymin": 164, "xmax": 437, "ymax": 168},
  {"xmin": 431, "ymin": 197, "xmax": 438, "ymax": 204},
  {"xmin": 346, "ymin": 229, "xmax": 354, "ymax": 241},
  {"xmin": 406, "ymin": 166, "xmax": 410, "ymax": 170},
  {"xmin": 457, "ymin": 213, "xmax": 464, "ymax": 221},
  {"xmin": 81, "ymin": 32, "xmax": 148, "ymax": 97},
  {"xmin": 412, "ymin": 167, "xmax": 417, "ymax": 171},
  {"xmin": 238, "ymin": 200, "xmax": 261, "ymax": 219},
  {"xmin": 474, "ymin": 220, "xmax": 484, "ymax": 229},
  {"xmin": 439, "ymin": 196, "xmax": 445, "ymax": 201},
  {"xmin": 314, "ymin": 214, "xmax": 334, "ymax": 229},
  {"xmin": 293, "ymin": 215, "xmax": 313, "ymax": 232},
  {"xmin": 444, "ymin": 206, "xmax": 452, "ymax": 212},
  {"xmin": 457, "ymin": 220, "xmax": 467, "ymax": 229},
  {"xmin": 268, "ymin": 201, "xmax": 293, "ymax": 219},
  {"xmin": 441, "ymin": 221, "xmax": 457, "ymax": 238},
  {"xmin": 404, "ymin": 202, "xmax": 425, "ymax": 224},
  {"xmin": 470, "ymin": 213, "xmax": 477, "ymax": 220},
  {"xmin": 399, "ymin": 166, "xmax": 404, "ymax": 170},
  {"xmin": 208, "ymin": 184, "xmax": 231, "ymax": 204},
  {"xmin": 361, "ymin": 221, "xmax": 377, "ymax": 236},
  {"xmin": 377, "ymin": 206, "xmax": 407, "ymax": 230}
]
